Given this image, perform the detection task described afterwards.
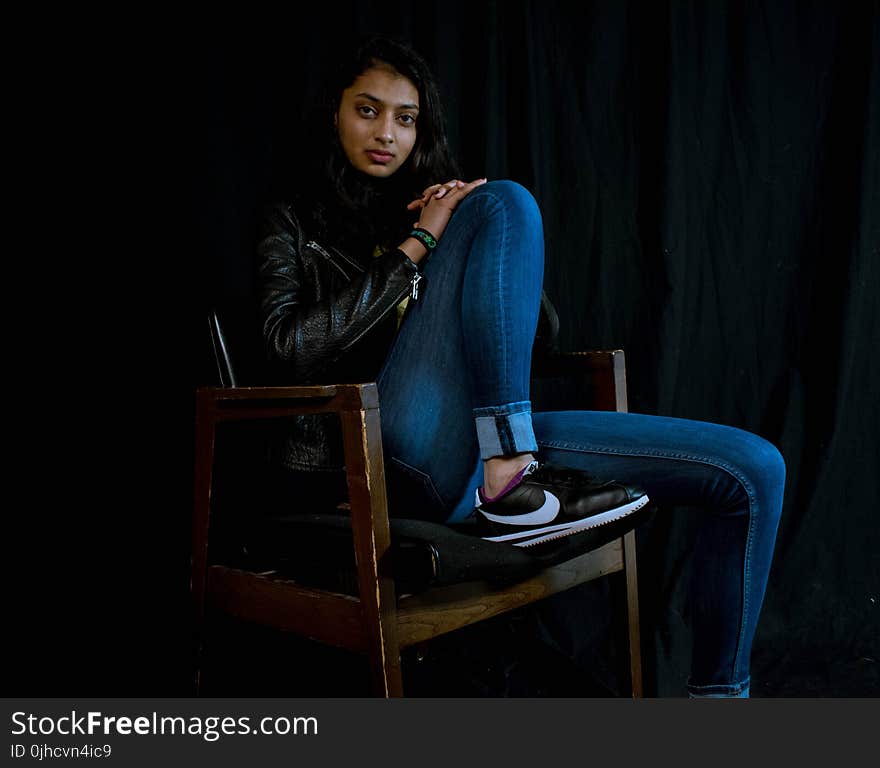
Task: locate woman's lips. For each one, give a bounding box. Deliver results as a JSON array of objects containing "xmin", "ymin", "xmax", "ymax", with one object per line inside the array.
[{"xmin": 366, "ymin": 151, "xmax": 393, "ymax": 164}]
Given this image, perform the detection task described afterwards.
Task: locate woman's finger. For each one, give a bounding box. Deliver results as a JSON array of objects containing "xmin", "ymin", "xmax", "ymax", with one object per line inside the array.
[
  {"xmin": 448, "ymin": 178, "xmax": 486, "ymax": 195},
  {"xmin": 435, "ymin": 180, "xmax": 464, "ymax": 199},
  {"xmin": 443, "ymin": 178, "xmax": 488, "ymax": 207},
  {"xmin": 459, "ymin": 177, "xmax": 487, "ymax": 193},
  {"xmin": 405, "ymin": 184, "xmax": 443, "ymax": 210}
]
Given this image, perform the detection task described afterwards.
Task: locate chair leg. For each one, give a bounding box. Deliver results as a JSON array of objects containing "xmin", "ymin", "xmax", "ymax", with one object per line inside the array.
[
  {"xmin": 192, "ymin": 393, "xmax": 216, "ymax": 696},
  {"xmin": 193, "ymin": 609, "xmax": 209, "ymax": 694},
  {"xmin": 623, "ymin": 530, "xmax": 643, "ymax": 698},
  {"xmin": 368, "ymin": 645, "xmax": 404, "ymax": 697},
  {"xmin": 339, "ymin": 405, "xmax": 404, "ymax": 697}
]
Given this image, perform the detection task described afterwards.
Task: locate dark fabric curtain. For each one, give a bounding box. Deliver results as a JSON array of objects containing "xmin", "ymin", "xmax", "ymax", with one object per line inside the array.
[
  {"xmin": 178, "ymin": 1, "xmax": 877, "ymax": 696},
  {"xmin": 21, "ymin": 1, "xmax": 875, "ymax": 695}
]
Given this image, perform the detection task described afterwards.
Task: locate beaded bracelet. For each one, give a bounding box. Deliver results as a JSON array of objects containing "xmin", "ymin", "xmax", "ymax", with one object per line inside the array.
[{"xmin": 408, "ymin": 227, "xmax": 438, "ymax": 251}]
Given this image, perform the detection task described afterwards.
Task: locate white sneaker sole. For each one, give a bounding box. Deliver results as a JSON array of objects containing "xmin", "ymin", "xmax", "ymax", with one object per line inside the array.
[{"xmin": 481, "ymin": 494, "xmax": 649, "ymax": 547}]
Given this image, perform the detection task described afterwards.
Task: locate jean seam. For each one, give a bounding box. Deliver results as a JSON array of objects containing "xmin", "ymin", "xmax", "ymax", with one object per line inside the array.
[
  {"xmin": 538, "ymin": 438, "xmax": 759, "ymax": 685},
  {"xmin": 387, "ymin": 456, "xmax": 446, "ymax": 511},
  {"xmin": 482, "ymin": 191, "xmax": 511, "ymax": 402}
]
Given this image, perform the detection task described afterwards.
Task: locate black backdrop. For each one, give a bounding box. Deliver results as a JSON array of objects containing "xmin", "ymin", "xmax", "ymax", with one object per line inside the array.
[{"xmin": 16, "ymin": 1, "xmax": 877, "ymax": 696}]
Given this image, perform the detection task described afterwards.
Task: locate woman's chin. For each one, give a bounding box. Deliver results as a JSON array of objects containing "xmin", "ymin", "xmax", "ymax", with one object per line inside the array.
[{"xmin": 352, "ymin": 160, "xmax": 398, "ymax": 178}]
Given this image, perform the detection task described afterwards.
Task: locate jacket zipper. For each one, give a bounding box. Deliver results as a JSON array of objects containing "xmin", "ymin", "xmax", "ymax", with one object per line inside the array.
[
  {"xmin": 305, "ymin": 239, "xmax": 422, "ymax": 349},
  {"xmin": 304, "ymin": 240, "xmax": 351, "ymax": 280},
  {"xmin": 306, "ymin": 239, "xmax": 372, "ymax": 277},
  {"xmin": 327, "ymin": 243, "xmax": 366, "ymax": 274},
  {"xmin": 346, "ymin": 272, "xmax": 422, "ymax": 349}
]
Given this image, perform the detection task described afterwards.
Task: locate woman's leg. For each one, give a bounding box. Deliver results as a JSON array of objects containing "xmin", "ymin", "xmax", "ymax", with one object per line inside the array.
[
  {"xmin": 530, "ymin": 410, "xmax": 785, "ymax": 697},
  {"xmin": 376, "ymin": 179, "xmax": 784, "ymax": 694},
  {"xmin": 377, "ymin": 179, "xmax": 544, "ymax": 520}
]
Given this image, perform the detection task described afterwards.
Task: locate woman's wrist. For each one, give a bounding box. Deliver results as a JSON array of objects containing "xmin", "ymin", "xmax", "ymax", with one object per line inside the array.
[
  {"xmin": 399, "ymin": 237, "xmax": 428, "ymax": 264},
  {"xmin": 400, "ymin": 226, "xmax": 439, "ymax": 265},
  {"xmin": 408, "ymin": 227, "xmax": 438, "ymax": 252}
]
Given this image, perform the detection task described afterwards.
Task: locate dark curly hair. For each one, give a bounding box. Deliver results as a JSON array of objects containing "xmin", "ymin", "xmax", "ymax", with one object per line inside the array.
[{"xmin": 293, "ymin": 34, "xmax": 461, "ymax": 260}]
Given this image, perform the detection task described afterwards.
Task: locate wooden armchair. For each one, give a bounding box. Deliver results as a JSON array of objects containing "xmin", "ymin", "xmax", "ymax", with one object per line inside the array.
[{"xmin": 192, "ymin": 310, "xmax": 647, "ymax": 697}]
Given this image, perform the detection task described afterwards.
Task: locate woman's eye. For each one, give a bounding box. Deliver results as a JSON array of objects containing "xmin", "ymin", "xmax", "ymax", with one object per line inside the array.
[
  {"xmin": 398, "ymin": 114, "xmax": 416, "ymax": 125},
  {"xmin": 358, "ymin": 105, "xmax": 376, "ymax": 117}
]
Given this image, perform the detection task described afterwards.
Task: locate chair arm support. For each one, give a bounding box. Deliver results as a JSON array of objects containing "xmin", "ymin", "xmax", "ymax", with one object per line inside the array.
[
  {"xmin": 194, "ymin": 381, "xmax": 392, "ymax": 586},
  {"xmin": 192, "ymin": 378, "xmax": 398, "ymax": 681}
]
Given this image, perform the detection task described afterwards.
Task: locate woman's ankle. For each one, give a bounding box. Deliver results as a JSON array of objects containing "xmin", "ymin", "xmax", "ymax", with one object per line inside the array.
[{"xmin": 483, "ymin": 453, "xmax": 536, "ymax": 498}]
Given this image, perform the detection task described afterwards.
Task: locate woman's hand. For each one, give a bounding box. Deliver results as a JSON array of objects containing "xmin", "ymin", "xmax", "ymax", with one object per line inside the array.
[
  {"xmin": 408, "ymin": 177, "xmax": 487, "ymax": 242},
  {"xmin": 406, "ymin": 180, "xmax": 463, "ymax": 211}
]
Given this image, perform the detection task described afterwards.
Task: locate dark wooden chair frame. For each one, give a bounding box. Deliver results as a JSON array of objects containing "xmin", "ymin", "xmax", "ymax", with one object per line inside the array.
[{"xmin": 192, "ymin": 350, "xmax": 642, "ymax": 697}]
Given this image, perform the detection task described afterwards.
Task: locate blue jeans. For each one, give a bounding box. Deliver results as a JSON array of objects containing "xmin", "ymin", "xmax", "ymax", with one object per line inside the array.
[{"xmin": 376, "ymin": 180, "xmax": 785, "ymax": 697}]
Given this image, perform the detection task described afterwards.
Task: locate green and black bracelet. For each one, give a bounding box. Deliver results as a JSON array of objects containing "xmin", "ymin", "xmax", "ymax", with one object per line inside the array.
[{"xmin": 409, "ymin": 227, "xmax": 438, "ymax": 251}]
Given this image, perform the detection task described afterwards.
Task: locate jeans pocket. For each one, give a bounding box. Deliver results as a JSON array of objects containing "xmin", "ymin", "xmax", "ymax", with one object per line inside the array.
[{"xmin": 386, "ymin": 457, "xmax": 447, "ymax": 522}]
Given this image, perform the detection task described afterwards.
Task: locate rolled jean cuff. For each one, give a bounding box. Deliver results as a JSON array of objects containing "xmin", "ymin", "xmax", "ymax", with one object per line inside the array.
[
  {"xmin": 473, "ymin": 401, "xmax": 538, "ymax": 460},
  {"xmin": 687, "ymin": 677, "xmax": 750, "ymax": 698}
]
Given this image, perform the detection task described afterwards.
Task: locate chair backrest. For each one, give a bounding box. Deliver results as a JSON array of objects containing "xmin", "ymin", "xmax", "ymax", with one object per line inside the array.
[
  {"xmin": 209, "ymin": 309, "xmax": 237, "ymax": 388},
  {"xmin": 207, "ymin": 302, "xmax": 273, "ymax": 388}
]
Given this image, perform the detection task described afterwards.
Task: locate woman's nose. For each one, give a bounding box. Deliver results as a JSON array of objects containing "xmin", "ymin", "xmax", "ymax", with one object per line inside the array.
[{"xmin": 376, "ymin": 116, "xmax": 394, "ymax": 143}]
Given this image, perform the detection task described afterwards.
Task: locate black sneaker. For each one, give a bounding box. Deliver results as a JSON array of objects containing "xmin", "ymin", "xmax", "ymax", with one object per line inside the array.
[{"xmin": 474, "ymin": 461, "xmax": 649, "ymax": 547}]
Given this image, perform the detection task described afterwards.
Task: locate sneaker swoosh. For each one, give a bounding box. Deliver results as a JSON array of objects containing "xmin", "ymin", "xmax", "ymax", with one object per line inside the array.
[{"xmin": 480, "ymin": 490, "xmax": 561, "ymax": 526}]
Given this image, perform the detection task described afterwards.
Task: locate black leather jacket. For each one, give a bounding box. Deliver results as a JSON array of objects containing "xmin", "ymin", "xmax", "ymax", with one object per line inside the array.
[
  {"xmin": 257, "ymin": 200, "xmax": 422, "ymax": 472},
  {"xmin": 257, "ymin": 200, "xmax": 559, "ymax": 473}
]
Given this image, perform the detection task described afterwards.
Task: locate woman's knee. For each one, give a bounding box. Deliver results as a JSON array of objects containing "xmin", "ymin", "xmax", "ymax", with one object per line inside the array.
[
  {"xmin": 739, "ymin": 431, "xmax": 785, "ymax": 484},
  {"xmin": 464, "ymin": 179, "xmax": 542, "ymax": 223},
  {"xmin": 724, "ymin": 428, "xmax": 787, "ymax": 516}
]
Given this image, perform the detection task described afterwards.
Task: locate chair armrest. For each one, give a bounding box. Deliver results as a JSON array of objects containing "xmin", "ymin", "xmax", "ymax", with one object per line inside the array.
[
  {"xmin": 195, "ymin": 382, "xmax": 378, "ymax": 423},
  {"xmin": 532, "ymin": 349, "xmax": 623, "ymax": 376}
]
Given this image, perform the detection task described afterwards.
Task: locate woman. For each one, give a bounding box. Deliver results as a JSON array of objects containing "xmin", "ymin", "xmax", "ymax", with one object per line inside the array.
[{"xmin": 258, "ymin": 34, "xmax": 784, "ymax": 697}]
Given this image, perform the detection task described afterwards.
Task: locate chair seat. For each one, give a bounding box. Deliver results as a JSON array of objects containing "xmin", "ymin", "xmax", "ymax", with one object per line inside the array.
[{"xmin": 228, "ymin": 505, "xmax": 653, "ymax": 597}]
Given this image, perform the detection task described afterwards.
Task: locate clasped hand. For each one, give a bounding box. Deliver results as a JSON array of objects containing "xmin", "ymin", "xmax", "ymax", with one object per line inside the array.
[{"xmin": 406, "ymin": 177, "xmax": 487, "ymax": 242}]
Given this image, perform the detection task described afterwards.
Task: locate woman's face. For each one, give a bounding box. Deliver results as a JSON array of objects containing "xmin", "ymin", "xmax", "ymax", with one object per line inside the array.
[{"xmin": 335, "ymin": 65, "xmax": 419, "ymax": 178}]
